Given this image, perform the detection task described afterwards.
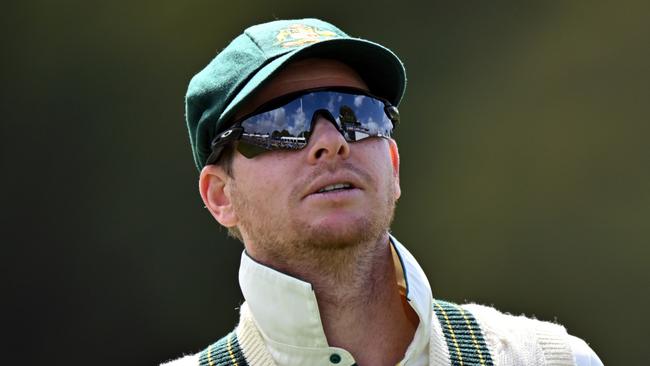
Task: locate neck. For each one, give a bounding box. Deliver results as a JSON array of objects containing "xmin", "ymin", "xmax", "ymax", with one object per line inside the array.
[{"xmin": 246, "ymin": 232, "xmax": 418, "ymax": 366}]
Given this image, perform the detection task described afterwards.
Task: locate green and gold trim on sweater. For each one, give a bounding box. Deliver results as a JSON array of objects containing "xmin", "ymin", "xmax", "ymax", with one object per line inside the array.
[
  {"xmin": 198, "ymin": 331, "xmax": 248, "ymax": 366},
  {"xmin": 433, "ymin": 299, "xmax": 494, "ymax": 366}
]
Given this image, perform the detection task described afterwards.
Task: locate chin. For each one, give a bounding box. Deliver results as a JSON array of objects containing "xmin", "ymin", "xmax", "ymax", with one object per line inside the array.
[{"xmin": 298, "ymin": 215, "xmax": 383, "ymax": 250}]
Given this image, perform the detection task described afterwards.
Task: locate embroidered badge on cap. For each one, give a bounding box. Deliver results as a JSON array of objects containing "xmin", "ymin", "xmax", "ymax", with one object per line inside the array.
[{"xmin": 275, "ymin": 24, "xmax": 337, "ymax": 48}]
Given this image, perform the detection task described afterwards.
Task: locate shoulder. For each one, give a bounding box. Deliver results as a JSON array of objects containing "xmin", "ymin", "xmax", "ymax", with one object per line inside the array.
[
  {"xmin": 462, "ymin": 302, "xmax": 573, "ymax": 362},
  {"xmin": 460, "ymin": 302, "xmax": 601, "ymax": 366},
  {"xmin": 431, "ymin": 299, "xmax": 602, "ymax": 366}
]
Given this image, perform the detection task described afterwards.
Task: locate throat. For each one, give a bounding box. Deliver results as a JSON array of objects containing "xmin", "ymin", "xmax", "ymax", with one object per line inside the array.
[
  {"xmin": 306, "ymin": 240, "xmax": 418, "ymax": 366},
  {"xmin": 317, "ymin": 281, "xmax": 419, "ymax": 366}
]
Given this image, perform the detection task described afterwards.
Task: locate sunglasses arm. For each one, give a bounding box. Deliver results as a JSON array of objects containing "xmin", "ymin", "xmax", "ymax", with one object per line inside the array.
[{"xmin": 205, "ymin": 127, "xmax": 244, "ymax": 165}]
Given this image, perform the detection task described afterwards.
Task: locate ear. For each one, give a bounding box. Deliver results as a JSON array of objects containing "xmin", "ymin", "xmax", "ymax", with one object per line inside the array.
[
  {"xmin": 199, "ymin": 165, "xmax": 238, "ymax": 227},
  {"xmin": 388, "ymin": 138, "xmax": 401, "ymax": 200}
]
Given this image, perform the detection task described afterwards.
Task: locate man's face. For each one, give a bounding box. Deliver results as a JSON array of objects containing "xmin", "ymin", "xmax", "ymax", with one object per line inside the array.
[{"xmin": 208, "ymin": 58, "xmax": 401, "ymax": 262}]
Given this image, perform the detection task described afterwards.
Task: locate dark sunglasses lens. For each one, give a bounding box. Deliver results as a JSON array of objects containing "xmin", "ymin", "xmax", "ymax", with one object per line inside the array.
[
  {"xmin": 239, "ymin": 97, "xmax": 310, "ymax": 156},
  {"xmin": 241, "ymin": 96, "xmax": 309, "ymax": 139},
  {"xmin": 236, "ymin": 90, "xmax": 395, "ymax": 158},
  {"xmin": 328, "ymin": 92, "xmax": 394, "ymax": 141}
]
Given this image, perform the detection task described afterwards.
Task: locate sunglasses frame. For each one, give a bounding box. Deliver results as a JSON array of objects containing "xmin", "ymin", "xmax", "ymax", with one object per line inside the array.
[{"xmin": 205, "ymin": 86, "xmax": 400, "ymax": 165}]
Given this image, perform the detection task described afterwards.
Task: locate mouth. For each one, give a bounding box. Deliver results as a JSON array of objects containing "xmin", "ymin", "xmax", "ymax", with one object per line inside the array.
[
  {"xmin": 316, "ymin": 182, "xmax": 354, "ymax": 194},
  {"xmin": 303, "ymin": 177, "xmax": 362, "ymax": 200},
  {"xmin": 302, "ymin": 170, "xmax": 366, "ymax": 201}
]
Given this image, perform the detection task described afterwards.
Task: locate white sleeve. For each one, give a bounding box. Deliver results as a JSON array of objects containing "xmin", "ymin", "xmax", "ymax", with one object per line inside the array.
[{"xmin": 568, "ymin": 335, "xmax": 604, "ymax": 366}]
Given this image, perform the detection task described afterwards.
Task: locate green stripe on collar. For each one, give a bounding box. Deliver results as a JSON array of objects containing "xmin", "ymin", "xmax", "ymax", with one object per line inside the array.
[
  {"xmin": 433, "ymin": 299, "xmax": 494, "ymax": 366},
  {"xmin": 198, "ymin": 331, "xmax": 248, "ymax": 366}
]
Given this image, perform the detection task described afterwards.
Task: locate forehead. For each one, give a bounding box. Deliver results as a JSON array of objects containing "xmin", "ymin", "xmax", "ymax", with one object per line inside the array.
[{"xmin": 234, "ymin": 58, "xmax": 369, "ymax": 119}]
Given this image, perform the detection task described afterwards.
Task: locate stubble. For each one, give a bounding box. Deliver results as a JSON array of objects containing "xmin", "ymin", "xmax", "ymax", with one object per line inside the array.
[{"xmin": 229, "ymin": 162, "xmax": 398, "ymax": 282}]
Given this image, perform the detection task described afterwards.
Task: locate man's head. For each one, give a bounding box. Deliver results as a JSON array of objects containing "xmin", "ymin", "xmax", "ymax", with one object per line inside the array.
[
  {"xmin": 199, "ymin": 58, "xmax": 401, "ymax": 260},
  {"xmin": 186, "ymin": 19, "xmax": 406, "ymax": 264}
]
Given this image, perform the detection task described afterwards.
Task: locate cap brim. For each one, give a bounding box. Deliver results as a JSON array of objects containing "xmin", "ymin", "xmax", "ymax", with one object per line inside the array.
[{"xmin": 217, "ymin": 37, "xmax": 406, "ymax": 132}]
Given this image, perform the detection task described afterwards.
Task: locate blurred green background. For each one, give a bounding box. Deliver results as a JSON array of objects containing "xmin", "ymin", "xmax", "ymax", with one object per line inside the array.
[{"xmin": 2, "ymin": 1, "xmax": 648, "ymax": 365}]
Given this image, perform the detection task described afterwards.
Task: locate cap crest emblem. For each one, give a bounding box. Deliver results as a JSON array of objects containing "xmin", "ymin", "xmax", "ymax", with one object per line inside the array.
[{"xmin": 275, "ymin": 24, "xmax": 337, "ymax": 48}]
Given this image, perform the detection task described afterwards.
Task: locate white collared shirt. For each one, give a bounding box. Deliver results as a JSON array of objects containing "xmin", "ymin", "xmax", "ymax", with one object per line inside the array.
[{"xmin": 238, "ymin": 235, "xmax": 602, "ymax": 366}]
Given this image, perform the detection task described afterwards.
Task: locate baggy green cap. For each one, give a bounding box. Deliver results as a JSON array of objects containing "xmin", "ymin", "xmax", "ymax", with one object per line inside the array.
[{"xmin": 185, "ymin": 18, "xmax": 407, "ymax": 170}]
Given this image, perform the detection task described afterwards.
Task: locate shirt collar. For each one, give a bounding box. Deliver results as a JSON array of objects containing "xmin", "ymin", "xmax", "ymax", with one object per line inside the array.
[{"xmin": 238, "ymin": 235, "xmax": 433, "ymax": 366}]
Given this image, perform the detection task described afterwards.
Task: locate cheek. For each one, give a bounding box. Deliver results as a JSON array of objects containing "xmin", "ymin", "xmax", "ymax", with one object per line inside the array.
[
  {"xmin": 378, "ymin": 146, "xmax": 400, "ymax": 197},
  {"xmin": 233, "ymin": 155, "xmax": 294, "ymax": 203},
  {"xmin": 356, "ymin": 142, "xmax": 397, "ymax": 192},
  {"xmin": 370, "ymin": 141, "xmax": 395, "ymax": 172}
]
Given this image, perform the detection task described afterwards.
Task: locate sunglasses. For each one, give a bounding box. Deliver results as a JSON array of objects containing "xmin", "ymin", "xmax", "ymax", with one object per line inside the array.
[{"xmin": 205, "ymin": 87, "xmax": 400, "ymax": 164}]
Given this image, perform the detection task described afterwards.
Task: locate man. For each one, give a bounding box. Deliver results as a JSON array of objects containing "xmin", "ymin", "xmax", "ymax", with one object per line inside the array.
[{"xmin": 164, "ymin": 18, "xmax": 602, "ymax": 366}]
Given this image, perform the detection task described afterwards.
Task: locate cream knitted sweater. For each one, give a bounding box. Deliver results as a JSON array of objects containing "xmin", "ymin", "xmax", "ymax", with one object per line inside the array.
[{"xmin": 162, "ymin": 301, "xmax": 575, "ymax": 366}]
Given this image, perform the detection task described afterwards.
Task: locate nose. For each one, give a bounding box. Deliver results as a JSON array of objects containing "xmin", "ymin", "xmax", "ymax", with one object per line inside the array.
[{"xmin": 306, "ymin": 115, "xmax": 350, "ymax": 164}]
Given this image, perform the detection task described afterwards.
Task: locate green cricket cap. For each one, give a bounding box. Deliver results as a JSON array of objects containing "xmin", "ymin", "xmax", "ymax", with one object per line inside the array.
[{"xmin": 185, "ymin": 18, "xmax": 407, "ymax": 170}]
